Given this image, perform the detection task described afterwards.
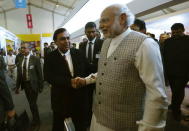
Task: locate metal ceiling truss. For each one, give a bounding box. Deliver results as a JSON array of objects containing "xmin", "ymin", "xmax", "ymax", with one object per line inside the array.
[
  {"xmin": 136, "ymin": 0, "xmax": 189, "ymax": 17},
  {"xmin": 0, "ymin": 3, "xmax": 65, "ymax": 16},
  {"xmin": 29, "ymin": 3, "xmax": 66, "ymax": 16},
  {"xmin": 45, "ymin": 0, "xmax": 73, "ymax": 9}
]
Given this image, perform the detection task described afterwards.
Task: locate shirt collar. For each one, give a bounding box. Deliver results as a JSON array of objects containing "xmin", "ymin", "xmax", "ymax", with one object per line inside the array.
[
  {"xmin": 88, "ymin": 37, "xmax": 96, "ymax": 44},
  {"xmin": 24, "ymin": 54, "xmax": 30, "ymax": 59},
  {"xmin": 112, "ymin": 28, "xmax": 131, "ymax": 41},
  {"xmin": 58, "ymin": 48, "xmax": 70, "ymax": 57}
]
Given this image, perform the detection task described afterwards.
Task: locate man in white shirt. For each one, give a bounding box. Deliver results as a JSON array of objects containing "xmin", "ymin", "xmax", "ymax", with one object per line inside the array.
[
  {"xmin": 7, "ymin": 50, "xmax": 16, "ymax": 81},
  {"xmin": 72, "ymin": 4, "xmax": 168, "ymax": 131}
]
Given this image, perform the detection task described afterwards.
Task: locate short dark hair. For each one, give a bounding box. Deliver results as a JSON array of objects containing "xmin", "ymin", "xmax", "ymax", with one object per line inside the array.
[
  {"xmin": 53, "ymin": 28, "xmax": 67, "ymax": 41},
  {"xmin": 44, "ymin": 42, "xmax": 48, "ymax": 45},
  {"xmin": 171, "ymin": 23, "xmax": 184, "ymax": 30},
  {"xmin": 134, "ymin": 19, "xmax": 146, "ymax": 31},
  {"xmin": 85, "ymin": 22, "xmax": 96, "ymax": 30}
]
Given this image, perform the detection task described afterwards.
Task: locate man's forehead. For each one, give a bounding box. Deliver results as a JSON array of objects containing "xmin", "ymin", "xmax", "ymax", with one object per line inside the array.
[
  {"xmin": 86, "ymin": 27, "xmax": 96, "ymax": 31},
  {"xmin": 58, "ymin": 31, "xmax": 70, "ymax": 37}
]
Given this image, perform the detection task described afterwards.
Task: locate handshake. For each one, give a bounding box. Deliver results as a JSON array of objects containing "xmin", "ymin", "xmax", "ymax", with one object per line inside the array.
[{"xmin": 71, "ymin": 77, "xmax": 86, "ymax": 88}]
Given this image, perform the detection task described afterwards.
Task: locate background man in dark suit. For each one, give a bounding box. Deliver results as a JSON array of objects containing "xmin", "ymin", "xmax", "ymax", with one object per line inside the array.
[
  {"xmin": 163, "ymin": 23, "xmax": 189, "ymax": 121},
  {"xmin": 44, "ymin": 28, "xmax": 87, "ymax": 131},
  {"xmin": 15, "ymin": 43, "xmax": 43, "ymax": 130},
  {"xmin": 44, "ymin": 42, "xmax": 51, "ymax": 58},
  {"xmin": 0, "ymin": 56, "xmax": 15, "ymax": 130},
  {"xmin": 79, "ymin": 22, "xmax": 103, "ymax": 127}
]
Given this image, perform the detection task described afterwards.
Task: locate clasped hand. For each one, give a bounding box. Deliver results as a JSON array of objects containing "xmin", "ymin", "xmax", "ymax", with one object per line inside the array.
[{"xmin": 71, "ymin": 77, "xmax": 86, "ymax": 88}]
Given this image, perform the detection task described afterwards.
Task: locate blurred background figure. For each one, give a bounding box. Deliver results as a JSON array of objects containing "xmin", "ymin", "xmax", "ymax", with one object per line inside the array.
[
  {"xmin": 130, "ymin": 19, "xmax": 146, "ymax": 34},
  {"xmin": 71, "ymin": 43, "xmax": 77, "ymax": 49},
  {"xmin": 6, "ymin": 50, "xmax": 16, "ymax": 81},
  {"xmin": 0, "ymin": 55, "xmax": 15, "ymax": 130},
  {"xmin": 44, "ymin": 42, "xmax": 51, "ymax": 58},
  {"xmin": 96, "ymin": 29, "xmax": 101, "ymax": 39},
  {"xmin": 162, "ymin": 23, "xmax": 189, "ymax": 121},
  {"xmin": 82, "ymin": 38, "xmax": 88, "ymax": 43},
  {"xmin": 49, "ymin": 42, "xmax": 57, "ymax": 52}
]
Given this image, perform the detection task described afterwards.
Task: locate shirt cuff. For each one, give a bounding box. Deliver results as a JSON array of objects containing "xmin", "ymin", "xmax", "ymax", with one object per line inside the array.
[
  {"xmin": 85, "ymin": 73, "xmax": 97, "ymax": 85},
  {"xmin": 137, "ymin": 120, "xmax": 166, "ymax": 131}
]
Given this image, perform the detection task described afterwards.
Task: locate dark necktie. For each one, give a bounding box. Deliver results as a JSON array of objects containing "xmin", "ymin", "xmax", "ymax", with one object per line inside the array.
[
  {"xmin": 88, "ymin": 42, "xmax": 92, "ymax": 63},
  {"xmin": 63, "ymin": 55, "xmax": 69, "ymax": 69},
  {"xmin": 23, "ymin": 57, "xmax": 27, "ymax": 81}
]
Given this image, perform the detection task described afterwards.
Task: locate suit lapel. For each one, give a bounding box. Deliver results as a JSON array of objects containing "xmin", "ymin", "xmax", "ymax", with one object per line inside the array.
[
  {"xmin": 93, "ymin": 38, "xmax": 100, "ymax": 60},
  {"xmin": 28, "ymin": 55, "xmax": 33, "ymax": 68},
  {"xmin": 70, "ymin": 49, "xmax": 77, "ymax": 77},
  {"xmin": 81, "ymin": 41, "xmax": 87, "ymax": 58},
  {"xmin": 55, "ymin": 49, "xmax": 72, "ymax": 77}
]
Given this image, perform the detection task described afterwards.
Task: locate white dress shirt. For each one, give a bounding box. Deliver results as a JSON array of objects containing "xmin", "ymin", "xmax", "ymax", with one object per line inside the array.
[
  {"xmin": 7, "ymin": 55, "xmax": 16, "ymax": 65},
  {"xmin": 86, "ymin": 28, "xmax": 168, "ymax": 131},
  {"xmin": 22, "ymin": 54, "xmax": 31, "ymax": 81},
  {"xmin": 86, "ymin": 37, "xmax": 96, "ymax": 59},
  {"xmin": 58, "ymin": 49, "xmax": 74, "ymax": 77}
]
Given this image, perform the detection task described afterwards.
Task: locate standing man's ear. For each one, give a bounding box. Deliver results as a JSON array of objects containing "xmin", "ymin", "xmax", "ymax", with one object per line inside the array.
[{"xmin": 119, "ymin": 13, "xmax": 127, "ymax": 26}]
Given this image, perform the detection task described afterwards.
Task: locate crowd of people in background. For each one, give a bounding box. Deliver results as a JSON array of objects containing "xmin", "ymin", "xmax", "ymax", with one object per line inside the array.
[{"xmin": 0, "ymin": 3, "xmax": 189, "ymax": 131}]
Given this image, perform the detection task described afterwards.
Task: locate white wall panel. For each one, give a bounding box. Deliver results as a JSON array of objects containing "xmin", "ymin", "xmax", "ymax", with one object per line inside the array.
[
  {"xmin": 0, "ymin": 13, "xmax": 5, "ymax": 28},
  {"xmin": 6, "ymin": 8, "xmax": 30, "ymax": 34},
  {"xmin": 31, "ymin": 6, "xmax": 53, "ymax": 34},
  {"xmin": 54, "ymin": 14, "xmax": 64, "ymax": 30}
]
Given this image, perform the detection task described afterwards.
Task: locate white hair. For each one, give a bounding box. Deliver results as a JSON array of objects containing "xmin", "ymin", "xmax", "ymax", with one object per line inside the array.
[
  {"xmin": 105, "ymin": 4, "xmax": 135, "ymax": 26},
  {"xmin": 120, "ymin": 5, "xmax": 135, "ymax": 26}
]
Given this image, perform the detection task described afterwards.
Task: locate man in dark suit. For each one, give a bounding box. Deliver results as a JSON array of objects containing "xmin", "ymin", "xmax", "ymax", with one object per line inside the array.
[
  {"xmin": 163, "ymin": 23, "xmax": 189, "ymax": 121},
  {"xmin": 15, "ymin": 48, "xmax": 23, "ymax": 67},
  {"xmin": 15, "ymin": 43, "xmax": 43, "ymax": 129},
  {"xmin": 0, "ymin": 56, "xmax": 15, "ymax": 130},
  {"xmin": 44, "ymin": 28, "xmax": 87, "ymax": 131},
  {"xmin": 79, "ymin": 22, "xmax": 103, "ymax": 127},
  {"xmin": 44, "ymin": 42, "xmax": 51, "ymax": 58}
]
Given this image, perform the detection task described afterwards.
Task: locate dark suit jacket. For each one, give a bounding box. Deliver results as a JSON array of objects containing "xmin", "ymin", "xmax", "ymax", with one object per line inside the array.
[
  {"xmin": 16, "ymin": 55, "xmax": 43, "ymax": 92},
  {"xmin": 44, "ymin": 48, "xmax": 87, "ymax": 117},
  {"xmin": 79, "ymin": 38, "xmax": 103, "ymax": 75},
  {"xmin": 0, "ymin": 56, "xmax": 14, "ymax": 123},
  {"xmin": 162, "ymin": 35, "xmax": 189, "ymax": 79},
  {"xmin": 15, "ymin": 53, "xmax": 23, "ymax": 66}
]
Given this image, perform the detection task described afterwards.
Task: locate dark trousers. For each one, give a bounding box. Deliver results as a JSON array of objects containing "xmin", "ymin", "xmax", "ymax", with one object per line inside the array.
[
  {"xmin": 23, "ymin": 82, "xmax": 40, "ymax": 123},
  {"xmin": 52, "ymin": 111, "xmax": 86, "ymax": 131},
  {"xmin": 85, "ymin": 84, "xmax": 95, "ymax": 127},
  {"xmin": 168, "ymin": 77, "xmax": 188, "ymax": 114}
]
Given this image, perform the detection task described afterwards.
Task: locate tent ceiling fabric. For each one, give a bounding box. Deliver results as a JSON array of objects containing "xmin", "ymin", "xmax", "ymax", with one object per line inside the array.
[{"xmin": 0, "ymin": 0, "xmax": 88, "ymax": 23}]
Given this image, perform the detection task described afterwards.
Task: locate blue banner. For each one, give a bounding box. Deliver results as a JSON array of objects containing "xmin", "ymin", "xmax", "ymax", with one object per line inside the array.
[{"xmin": 15, "ymin": 0, "xmax": 27, "ymax": 8}]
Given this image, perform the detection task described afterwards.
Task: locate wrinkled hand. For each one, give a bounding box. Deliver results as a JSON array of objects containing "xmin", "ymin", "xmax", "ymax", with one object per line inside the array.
[
  {"xmin": 7, "ymin": 110, "xmax": 16, "ymax": 118},
  {"xmin": 71, "ymin": 77, "xmax": 86, "ymax": 88}
]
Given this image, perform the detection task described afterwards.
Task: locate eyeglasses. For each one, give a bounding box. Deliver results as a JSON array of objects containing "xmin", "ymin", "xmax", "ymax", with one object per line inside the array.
[{"xmin": 59, "ymin": 36, "xmax": 70, "ymax": 41}]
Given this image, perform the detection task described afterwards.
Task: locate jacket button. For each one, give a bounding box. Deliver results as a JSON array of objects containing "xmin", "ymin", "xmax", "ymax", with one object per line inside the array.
[
  {"xmin": 99, "ymin": 92, "xmax": 101, "ymax": 95},
  {"xmin": 104, "ymin": 62, "xmax": 107, "ymax": 66},
  {"xmin": 98, "ymin": 101, "xmax": 101, "ymax": 104},
  {"xmin": 114, "ymin": 57, "xmax": 117, "ymax": 60},
  {"xmin": 101, "ymin": 73, "xmax": 104, "ymax": 76},
  {"xmin": 99, "ymin": 82, "xmax": 102, "ymax": 85}
]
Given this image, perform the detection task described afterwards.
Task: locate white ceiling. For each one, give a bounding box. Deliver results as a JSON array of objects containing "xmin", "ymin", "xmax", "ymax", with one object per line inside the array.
[
  {"xmin": 139, "ymin": 1, "xmax": 189, "ymax": 20},
  {"xmin": 0, "ymin": 0, "xmax": 189, "ymax": 35},
  {"xmin": 0, "ymin": 0, "xmax": 88, "ymax": 24}
]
